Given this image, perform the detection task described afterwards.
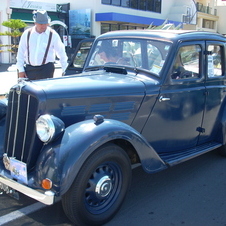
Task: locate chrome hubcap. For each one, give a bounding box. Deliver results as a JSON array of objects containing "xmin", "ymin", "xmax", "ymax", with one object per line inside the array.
[{"xmin": 95, "ymin": 175, "xmax": 112, "ymax": 198}]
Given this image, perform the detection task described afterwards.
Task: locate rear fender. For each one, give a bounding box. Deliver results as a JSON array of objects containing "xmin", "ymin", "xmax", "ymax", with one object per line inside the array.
[
  {"xmin": 217, "ymin": 104, "xmax": 226, "ymax": 145},
  {"xmin": 36, "ymin": 118, "xmax": 166, "ymax": 195}
]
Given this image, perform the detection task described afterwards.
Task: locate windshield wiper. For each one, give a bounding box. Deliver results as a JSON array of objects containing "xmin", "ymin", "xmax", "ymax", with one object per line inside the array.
[
  {"xmin": 104, "ymin": 66, "xmax": 127, "ymax": 75},
  {"xmin": 85, "ymin": 65, "xmax": 131, "ymax": 75},
  {"xmin": 84, "ymin": 66, "xmax": 104, "ymax": 72}
]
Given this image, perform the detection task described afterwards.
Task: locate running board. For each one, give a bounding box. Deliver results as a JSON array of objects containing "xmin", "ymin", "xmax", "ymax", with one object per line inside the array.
[{"xmin": 159, "ymin": 142, "xmax": 222, "ymax": 167}]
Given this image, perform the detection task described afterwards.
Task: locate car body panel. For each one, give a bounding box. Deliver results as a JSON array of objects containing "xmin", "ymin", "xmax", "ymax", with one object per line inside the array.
[
  {"xmin": 0, "ymin": 30, "xmax": 226, "ymax": 211},
  {"xmin": 36, "ymin": 118, "xmax": 167, "ymax": 195}
]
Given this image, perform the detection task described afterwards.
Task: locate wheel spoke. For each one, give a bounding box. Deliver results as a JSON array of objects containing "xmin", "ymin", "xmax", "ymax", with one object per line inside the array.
[{"xmin": 84, "ymin": 162, "xmax": 121, "ymax": 212}]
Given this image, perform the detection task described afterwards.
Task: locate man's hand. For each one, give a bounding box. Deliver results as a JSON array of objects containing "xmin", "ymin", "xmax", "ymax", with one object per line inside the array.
[{"xmin": 18, "ymin": 72, "xmax": 27, "ymax": 78}]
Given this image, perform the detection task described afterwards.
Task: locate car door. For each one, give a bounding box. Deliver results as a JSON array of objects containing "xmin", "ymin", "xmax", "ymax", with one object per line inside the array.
[
  {"xmin": 142, "ymin": 41, "xmax": 206, "ymax": 153},
  {"xmin": 65, "ymin": 38, "xmax": 94, "ymax": 75},
  {"xmin": 198, "ymin": 41, "xmax": 226, "ymax": 145}
]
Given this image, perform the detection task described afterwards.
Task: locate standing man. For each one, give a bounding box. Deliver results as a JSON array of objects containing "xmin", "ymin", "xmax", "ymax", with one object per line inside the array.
[{"xmin": 16, "ymin": 10, "xmax": 68, "ymax": 80}]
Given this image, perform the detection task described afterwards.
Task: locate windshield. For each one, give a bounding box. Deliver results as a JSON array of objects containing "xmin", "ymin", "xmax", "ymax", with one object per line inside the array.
[{"xmin": 87, "ymin": 38, "xmax": 172, "ymax": 76}]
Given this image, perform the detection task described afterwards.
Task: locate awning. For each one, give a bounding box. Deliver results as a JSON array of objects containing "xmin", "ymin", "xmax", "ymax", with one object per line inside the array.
[
  {"xmin": 11, "ymin": 12, "xmax": 59, "ymax": 23},
  {"xmin": 96, "ymin": 12, "xmax": 181, "ymax": 26}
]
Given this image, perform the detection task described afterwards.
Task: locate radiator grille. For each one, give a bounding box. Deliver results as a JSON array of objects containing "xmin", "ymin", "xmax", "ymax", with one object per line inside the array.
[{"xmin": 4, "ymin": 88, "xmax": 42, "ymax": 170}]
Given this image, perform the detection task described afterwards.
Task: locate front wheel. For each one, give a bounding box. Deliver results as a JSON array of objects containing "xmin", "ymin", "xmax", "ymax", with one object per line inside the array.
[{"xmin": 62, "ymin": 143, "xmax": 132, "ymax": 225}]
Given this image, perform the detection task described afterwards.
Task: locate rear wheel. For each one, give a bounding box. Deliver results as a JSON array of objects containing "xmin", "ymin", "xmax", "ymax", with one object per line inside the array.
[{"xmin": 62, "ymin": 143, "xmax": 132, "ymax": 225}]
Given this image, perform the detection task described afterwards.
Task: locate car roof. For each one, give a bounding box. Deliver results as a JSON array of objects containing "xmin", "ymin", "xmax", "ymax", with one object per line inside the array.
[{"xmin": 97, "ymin": 29, "xmax": 226, "ymax": 43}]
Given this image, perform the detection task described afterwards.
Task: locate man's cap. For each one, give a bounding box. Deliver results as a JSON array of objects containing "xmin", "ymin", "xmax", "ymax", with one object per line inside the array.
[{"xmin": 33, "ymin": 10, "xmax": 51, "ymax": 24}]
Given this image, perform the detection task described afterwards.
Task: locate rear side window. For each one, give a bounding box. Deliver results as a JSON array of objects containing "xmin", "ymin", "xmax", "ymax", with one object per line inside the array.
[
  {"xmin": 171, "ymin": 45, "xmax": 201, "ymax": 80},
  {"xmin": 207, "ymin": 44, "xmax": 223, "ymax": 77}
]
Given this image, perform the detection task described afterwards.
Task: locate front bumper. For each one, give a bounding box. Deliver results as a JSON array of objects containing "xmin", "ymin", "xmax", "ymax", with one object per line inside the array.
[{"xmin": 0, "ymin": 175, "xmax": 55, "ymax": 205}]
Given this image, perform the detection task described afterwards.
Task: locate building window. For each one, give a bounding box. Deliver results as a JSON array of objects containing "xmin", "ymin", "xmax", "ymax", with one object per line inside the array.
[
  {"xmin": 120, "ymin": 24, "xmax": 128, "ymax": 30},
  {"xmin": 101, "ymin": 24, "xmax": 110, "ymax": 34},
  {"xmin": 102, "ymin": 0, "xmax": 162, "ymax": 13},
  {"xmin": 203, "ymin": 19, "xmax": 214, "ymax": 29},
  {"xmin": 112, "ymin": 0, "xmax": 121, "ymax": 6},
  {"xmin": 155, "ymin": 0, "xmax": 161, "ymax": 13},
  {"xmin": 128, "ymin": 25, "xmax": 137, "ymax": 30},
  {"xmin": 101, "ymin": 23, "xmax": 147, "ymax": 34},
  {"xmin": 131, "ymin": 0, "xmax": 138, "ymax": 9},
  {"xmin": 121, "ymin": 0, "xmax": 129, "ymax": 7},
  {"xmin": 102, "ymin": 0, "xmax": 111, "ymax": 3},
  {"xmin": 111, "ymin": 24, "xmax": 120, "ymax": 31},
  {"xmin": 139, "ymin": 0, "xmax": 146, "ymax": 10}
]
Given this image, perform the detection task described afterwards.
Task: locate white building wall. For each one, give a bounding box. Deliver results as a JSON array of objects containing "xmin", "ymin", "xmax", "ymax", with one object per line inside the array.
[
  {"xmin": 216, "ymin": 0, "xmax": 226, "ymax": 6},
  {"xmin": 69, "ymin": 0, "xmax": 175, "ymax": 38},
  {"xmin": 0, "ymin": 0, "xmax": 12, "ymax": 63},
  {"xmin": 216, "ymin": 6, "xmax": 226, "ymax": 35}
]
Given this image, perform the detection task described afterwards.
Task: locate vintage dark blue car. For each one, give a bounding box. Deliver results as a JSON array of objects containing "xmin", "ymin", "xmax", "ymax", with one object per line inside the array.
[{"xmin": 0, "ymin": 30, "xmax": 226, "ymax": 225}]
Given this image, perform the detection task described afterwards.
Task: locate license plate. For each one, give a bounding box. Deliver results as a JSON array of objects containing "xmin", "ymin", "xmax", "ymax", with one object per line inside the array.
[{"xmin": 10, "ymin": 158, "xmax": 28, "ymax": 184}]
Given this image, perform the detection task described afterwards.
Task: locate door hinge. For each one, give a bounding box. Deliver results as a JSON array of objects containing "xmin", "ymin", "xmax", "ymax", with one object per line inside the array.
[
  {"xmin": 204, "ymin": 90, "xmax": 209, "ymax": 96},
  {"xmin": 196, "ymin": 127, "xmax": 205, "ymax": 133},
  {"xmin": 204, "ymin": 50, "xmax": 212, "ymax": 55}
]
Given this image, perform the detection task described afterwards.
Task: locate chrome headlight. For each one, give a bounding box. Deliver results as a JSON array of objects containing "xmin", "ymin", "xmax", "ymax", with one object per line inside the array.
[{"xmin": 36, "ymin": 115, "xmax": 65, "ymax": 143}]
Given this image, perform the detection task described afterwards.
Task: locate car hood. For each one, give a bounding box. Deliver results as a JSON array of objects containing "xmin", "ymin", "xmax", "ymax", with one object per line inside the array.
[
  {"xmin": 20, "ymin": 70, "xmax": 159, "ymax": 127},
  {"xmin": 32, "ymin": 71, "xmax": 151, "ymax": 99}
]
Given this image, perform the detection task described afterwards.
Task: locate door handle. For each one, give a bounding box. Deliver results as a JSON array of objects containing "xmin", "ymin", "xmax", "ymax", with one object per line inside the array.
[{"xmin": 159, "ymin": 96, "xmax": 170, "ymax": 102}]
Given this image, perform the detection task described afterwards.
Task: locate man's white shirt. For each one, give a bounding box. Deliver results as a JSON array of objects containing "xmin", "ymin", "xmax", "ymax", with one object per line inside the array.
[{"xmin": 16, "ymin": 26, "xmax": 68, "ymax": 74}]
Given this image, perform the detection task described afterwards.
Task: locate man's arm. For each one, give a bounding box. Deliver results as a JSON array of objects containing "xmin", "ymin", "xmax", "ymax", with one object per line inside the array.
[
  {"xmin": 53, "ymin": 32, "xmax": 68, "ymax": 74},
  {"xmin": 16, "ymin": 29, "xmax": 29, "ymax": 77}
]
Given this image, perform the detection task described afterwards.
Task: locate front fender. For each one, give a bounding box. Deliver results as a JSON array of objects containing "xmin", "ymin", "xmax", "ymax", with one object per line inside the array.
[{"xmin": 36, "ymin": 118, "xmax": 166, "ymax": 195}]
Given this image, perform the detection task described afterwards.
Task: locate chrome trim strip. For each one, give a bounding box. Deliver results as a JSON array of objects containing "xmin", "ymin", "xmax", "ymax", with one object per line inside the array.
[
  {"xmin": 0, "ymin": 176, "xmax": 55, "ymax": 205},
  {"xmin": 6, "ymin": 91, "xmax": 15, "ymax": 154},
  {"xmin": 12, "ymin": 93, "xmax": 21, "ymax": 156},
  {"xmin": 21, "ymin": 95, "xmax": 30, "ymax": 161}
]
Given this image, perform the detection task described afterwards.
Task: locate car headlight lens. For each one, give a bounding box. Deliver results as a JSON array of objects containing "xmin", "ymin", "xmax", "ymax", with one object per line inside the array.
[{"xmin": 36, "ymin": 115, "xmax": 65, "ymax": 143}]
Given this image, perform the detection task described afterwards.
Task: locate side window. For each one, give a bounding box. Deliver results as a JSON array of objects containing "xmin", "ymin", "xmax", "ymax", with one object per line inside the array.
[
  {"xmin": 172, "ymin": 45, "xmax": 201, "ymax": 80},
  {"xmin": 207, "ymin": 45, "xmax": 223, "ymax": 77},
  {"xmin": 73, "ymin": 41, "xmax": 93, "ymax": 67}
]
